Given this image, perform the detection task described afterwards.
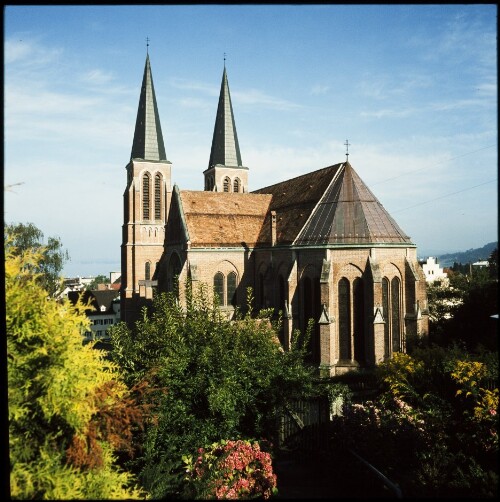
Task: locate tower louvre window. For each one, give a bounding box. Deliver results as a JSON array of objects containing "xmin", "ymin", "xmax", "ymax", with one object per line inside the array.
[
  {"xmin": 142, "ymin": 173, "xmax": 150, "ymax": 220},
  {"xmin": 233, "ymin": 178, "xmax": 240, "ymax": 193},
  {"xmin": 223, "ymin": 177, "xmax": 230, "ymax": 192},
  {"xmin": 145, "ymin": 261, "xmax": 151, "ymax": 281},
  {"xmin": 154, "ymin": 173, "xmax": 161, "ymax": 220}
]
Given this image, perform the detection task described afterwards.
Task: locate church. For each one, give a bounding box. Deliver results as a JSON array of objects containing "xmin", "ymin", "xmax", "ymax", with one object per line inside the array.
[{"xmin": 120, "ymin": 54, "xmax": 429, "ymax": 377}]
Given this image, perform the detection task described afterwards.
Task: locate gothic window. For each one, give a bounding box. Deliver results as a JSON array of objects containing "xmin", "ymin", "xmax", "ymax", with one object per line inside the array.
[
  {"xmin": 391, "ymin": 277, "xmax": 401, "ymax": 352},
  {"xmin": 338, "ymin": 278, "xmax": 351, "ymax": 360},
  {"xmin": 223, "ymin": 177, "xmax": 231, "ymax": 192},
  {"xmin": 227, "ymin": 271, "xmax": 237, "ymax": 306},
  {"xmin": 214, "ymin": 272, "xmax": 224, "ymax": 305},
  {"xmin": 353, "ymin": 278, "xmax": 366, "ymax": 364},
  {"xmin": 142, "ymin": 173, "xmax": 151, "ymax": 220},
  {"xmin": 233, "ymin": 178, "xmax": 241, "ymax": 193},
  {"xmin": 154, "ymin": 173, "xmax": 161, "ymax": 220},
  {"xmin": 382, "ymin": 278, "xmax": 390, "ymax": 359},
  {"xmin": 145, "ymin": 261, "xmax": 151, "ymax": 281}
]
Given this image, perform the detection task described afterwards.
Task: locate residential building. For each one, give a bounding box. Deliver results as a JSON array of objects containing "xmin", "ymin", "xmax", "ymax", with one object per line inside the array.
[{"xmin": 420, "ymin": 257, "xmax": 449, "ymax": 286}]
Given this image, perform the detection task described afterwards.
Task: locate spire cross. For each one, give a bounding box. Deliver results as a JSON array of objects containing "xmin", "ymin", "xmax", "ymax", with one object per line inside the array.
[
  {"xmin": 224, "ymin": 52, "xmax": 226, "ymax": 68},
  {"xmin": 344, "ymin": 139, "xmax": 350, "ymax": 161},
  {"xmin": 146, "ymin": 37, "xmax": 150, "ymax": 54}
]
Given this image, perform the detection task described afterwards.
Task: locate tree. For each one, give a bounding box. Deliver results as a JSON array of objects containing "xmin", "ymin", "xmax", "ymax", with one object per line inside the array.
[
  {"xmin": 488, "ymin": 248, "xmax": 498, "ymax": 280},
  {"xmin": 109, "ymin": 285, "xmax": 317, "ymax": 498},
  {"xmin": 4, "ymin": 222, "xmax": 69, "ymax": 297},
  {"xmin": 6, "ymin": 246, "xmax": 147, "ymax": 499},
  {"xmin": 86, "ymin": 274, "xmax": 111, "ymax": 290}
]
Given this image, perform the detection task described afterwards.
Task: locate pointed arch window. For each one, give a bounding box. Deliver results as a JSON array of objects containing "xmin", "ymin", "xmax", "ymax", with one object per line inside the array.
[
  {"xmin": 227, "ymin": 272, "xmax": 237, "ymax": 306},
  {"xmin": 154, "ymin": 173, "xmax": 162, "ymax": 220},
  {"xmin": 142, "ymin": 173, "xmax": 151, "ymax": 220},
  {"xmin": 353, "ymin": 278, "xmax": 365, "ymax": 364},
  {"xmin": 214, "ymin": 272, "xmax": 224, "ymax": 305},
  {"xmin": 233, "ymin": 178, "xmax": 241, "ymax": 193},
  {"xmin": 223, "ymin": 177, "xmax": 231, "ymax": 192},
  {"xmin": 145, "ymin": 261, "xmax": 151, "ymax": 281},
  {"xmin": 382, "ymin": 278, "xmax": 390, "ymax": 359},
  {"xmin": 338, "ymin": 277, "xmax": 351, "ymax": 360},
  {"xmin": 391, "ymin": 277, "xmax": 401, "ymax": 352}
]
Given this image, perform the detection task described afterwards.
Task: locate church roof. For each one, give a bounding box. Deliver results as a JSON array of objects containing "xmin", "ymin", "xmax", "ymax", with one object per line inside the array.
[
  {"xmin": 178, "ymin": 190, "xmax": 272, "ymax": 247},
  {"xmin": 130, "ymin": 54, "xmax": 167, "ymax": 161},
  {"xmin": 207, "ymin": 67, "xmax": 245, "ymax": 169},
  {"xmin": 254, "ymin": 162, "xmax": 413, "ymax": 246}
]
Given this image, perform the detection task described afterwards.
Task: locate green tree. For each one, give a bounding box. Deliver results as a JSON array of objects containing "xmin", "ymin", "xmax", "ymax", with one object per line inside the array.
[
  {"xmin": 6, "ymin": 246, "xmax": 147, "ymax": 499},
  {"xmin": 488, "ymin": 247, "xmax": 498, "ymax": 280},
  {"xmin": 109, "ymin": 285, "xmax": 316, "ymax": 498},
  {"xmin": 5, "ymin": 222, "xmax": 69, "ymax": 297},
  {"xmin": 86, "ymin": 274, "xmax": 111, "ymax": 290}
]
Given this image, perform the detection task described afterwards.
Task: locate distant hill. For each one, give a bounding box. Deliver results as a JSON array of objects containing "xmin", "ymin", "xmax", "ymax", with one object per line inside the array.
[{"xmin": 436, "ymin": 241, "xmax": 497, "ymax": 268}]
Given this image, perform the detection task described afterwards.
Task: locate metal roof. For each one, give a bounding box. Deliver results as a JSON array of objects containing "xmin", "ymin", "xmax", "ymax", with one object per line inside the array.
[
  {"xmin": 130, "ymin": 55, "xmax": 167, "ymax": 161},
  {"xmin": 208, "ymin": 68, "xmax": 243, "ymax": 169},
  {"xmin": 294, "ymin": 162, "xmax": 412, "ymax": 245}
]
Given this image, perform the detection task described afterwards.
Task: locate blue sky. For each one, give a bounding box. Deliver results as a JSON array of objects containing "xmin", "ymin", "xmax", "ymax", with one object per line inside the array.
[{"xmin": 4, "ymin": 4, "xmax": 498, "ymax": 278}]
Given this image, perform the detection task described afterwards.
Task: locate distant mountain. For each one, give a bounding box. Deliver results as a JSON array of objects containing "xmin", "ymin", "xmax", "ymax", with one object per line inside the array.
[{"xmin": 436, "ymin": 241, "xmax": 497, "ymax": 268}]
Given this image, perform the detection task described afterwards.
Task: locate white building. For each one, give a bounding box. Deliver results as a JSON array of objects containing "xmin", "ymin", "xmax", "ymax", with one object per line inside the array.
[{"xmin": 421, "ymin": 257, "xmax": 449, "ymax": 285}]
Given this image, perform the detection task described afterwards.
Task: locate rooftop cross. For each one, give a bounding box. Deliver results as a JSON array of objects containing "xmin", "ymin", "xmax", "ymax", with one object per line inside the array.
[
  {"xmin": 224, "ymin": 52, "xmax": 226, "ymax": 68},
  {"xmin": 146, "ymin": 36, "xmax": 149, "ymax": 55},
  {"xmin": 344, "ymin": 139, "xmax": 350, "ymax": 161}
]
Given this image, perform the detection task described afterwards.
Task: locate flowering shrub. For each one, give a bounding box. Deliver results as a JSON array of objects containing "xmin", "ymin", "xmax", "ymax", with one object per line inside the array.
[{"xmin": 182, "ymin": 439, "xmax": 277, "ymax": 499}]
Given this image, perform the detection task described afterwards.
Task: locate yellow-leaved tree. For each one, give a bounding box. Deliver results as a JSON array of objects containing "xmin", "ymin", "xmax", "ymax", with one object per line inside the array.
[{"xmin": 6, "ymin": 243, "xmax": 148, "ymax": 499}]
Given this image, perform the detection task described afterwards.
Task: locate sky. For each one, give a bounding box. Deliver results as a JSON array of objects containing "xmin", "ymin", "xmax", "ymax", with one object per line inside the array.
[{"xmin": 4, "ymin": 4, "xmax": 498, "ymax": 278}]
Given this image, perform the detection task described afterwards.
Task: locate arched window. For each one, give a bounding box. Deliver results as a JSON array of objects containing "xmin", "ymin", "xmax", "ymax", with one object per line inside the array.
[
  {"xmin": 353, "ymin": 278, "xmax": 365, "ymax": 364},
  {"xmin": 154, "ymin": 173, "xmax": 161, "ymax": 220},
  {"xmin": 391, "ymin": 277, "xmax": 401, "ymax": 352},
  {"xmin": 382, "ymin": 278, "xmax": 390, "ymax": 359},
  {"xmin": 223, "ymin": 177, "xmax": 231, "ymax": 192},
  {"xmin": 233, "ymin": 178, "xmax": 241, "ymax": 193},
  {"xmin": 214, "ymin": 272, "xmax": 224, "ymax": 305},
  {"xmin": 227, "ymin": 272, "xmax": 237, "ymax": 306},
  {"xmin": 142, "ymin": 173, "xmax": 150, "ymax": 220},
  {"xmin": 338, "ymin": 278, "xmax": 351, "ymax": 360},
  {"xmin": 145, "ymin": 261, "xmax": 151, "ymax": 281}
]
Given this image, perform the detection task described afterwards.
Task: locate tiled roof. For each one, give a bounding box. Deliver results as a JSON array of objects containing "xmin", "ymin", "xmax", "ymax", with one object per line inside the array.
[
  {"xmin": 207, "ymin": 68, "xmax": 244, "ymax": 169},
  {"xmin": 179, "ymin": 190, "xmax": 272, "ymax": 247},
  {"xmin": 130, "ymin": 55, "xmax": 167, "ymax": 161}
]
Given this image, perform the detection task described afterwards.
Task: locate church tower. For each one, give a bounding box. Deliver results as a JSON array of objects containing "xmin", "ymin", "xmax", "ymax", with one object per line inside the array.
[
  {"xmin": 204, "ymin": 66, "xmax": 249, "ymax": 192},
  {"xmin": 121, "ymin": 53, "xmax": 172, "ymax": 323}
]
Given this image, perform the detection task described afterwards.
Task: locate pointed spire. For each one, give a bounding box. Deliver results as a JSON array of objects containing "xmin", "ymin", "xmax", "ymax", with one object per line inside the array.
[
  {"xmin": 208, "ymin": 67, "xmax": 243, "ymax": 169},
  {"xmin": 130, "ymin": 54, "xmax": 167, "ymax": 161}
]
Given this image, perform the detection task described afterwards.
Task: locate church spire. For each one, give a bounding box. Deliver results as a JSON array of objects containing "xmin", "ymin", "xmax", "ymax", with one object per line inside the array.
[
  {"xmin": 130, "ymin": 54, "xmax": 167, "ymax": 161},
  {"xmin": 208, "ymin": 66, "xmax": 243, "ymax": 169}
]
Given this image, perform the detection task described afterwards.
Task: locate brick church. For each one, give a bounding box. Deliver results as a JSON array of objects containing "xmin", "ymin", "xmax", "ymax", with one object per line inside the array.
[{"xmin": 120, "ymin": 54, "xmax": 429, "ymax": 377}]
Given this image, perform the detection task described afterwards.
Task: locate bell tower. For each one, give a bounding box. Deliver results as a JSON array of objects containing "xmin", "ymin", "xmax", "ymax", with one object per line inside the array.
[
  {"xmin": 203, "ymin": 64, "xmax": 249, "ymax": 193},
  {"xmin": 121, "ymin": 53, "xmax": 172, "ymax": 323}
]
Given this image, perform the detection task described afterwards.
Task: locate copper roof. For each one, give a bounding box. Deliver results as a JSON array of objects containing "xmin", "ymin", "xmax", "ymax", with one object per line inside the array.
[
  {"xmin": 179, "ymin": 191, "xmax": 272, "ymax": 247},
  {"xmin": 207, "ymin": 67, "xmax": 244, "ymax": 169},
  {"xmin": 254, "ymin": 162, "xmax": 412, "ymax": 246},
  {"xmin": 130, "ymin": 55, "xmax": 167, "ymax": 161}
]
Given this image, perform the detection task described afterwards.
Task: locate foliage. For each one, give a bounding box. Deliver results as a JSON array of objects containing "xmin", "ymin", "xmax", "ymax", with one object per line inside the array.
[
  {"xmin": 329, "ymin": 347, "xmax": 498, "ymax": 498},
  {"xmin": 6, "ymin": 246, "xmax": 148, "ymax": 499},
  {"xmin": 86, "ymin": 274, "xmax": 111, "ymax": 290},
  {"xmin": 109, "ymin": 284, "xmax": 315, "ymax": 498},
  {"xmin": 182, "ymin": 439, "xmax": 277, "ymax": 499},
  {"xmin": 5, "ymin": 221, "xmax": 69, "ymax": 297}
]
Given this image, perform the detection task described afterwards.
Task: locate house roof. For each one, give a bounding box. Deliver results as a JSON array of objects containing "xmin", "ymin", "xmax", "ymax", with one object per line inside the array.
[
  {"xmin": 253, "ymin": 162, "xmax": 413, "ymax": 246},
  {"xmin": 178, "ymin": 190, "xmax": 272, "ymax": 247},
  {"xmin": 130, "ymin": 54, "xmax": 167, "ymax": 161},
  {"xmin": 207, "ymin": 67, "xmax": 244, "ymax": 170},
  {"xmin": 68, "ymin": 289, "xmax": 120, "ymax": 314}
]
